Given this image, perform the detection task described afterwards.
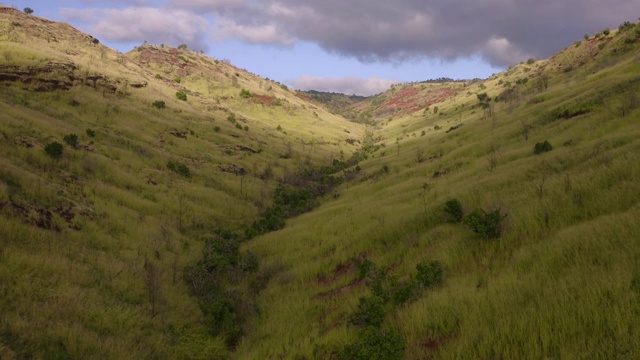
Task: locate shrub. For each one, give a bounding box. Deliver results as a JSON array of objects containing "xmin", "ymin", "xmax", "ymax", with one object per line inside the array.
[
  {"xmin": 463, "ymin": 208, "xmax": 507, "ymax": 239},
  {"xmin": 619, "ymin": 21, "xmax": 635, "ymax": 32},
  {"xmin": 235, "ymin": 123, "xmax": 243, "ymax": 129},
  {"xmin": 152, "ymin": 100, "xmax": 165, "ymax": 109},
  {"xmin": 174, "ymin": 77, "xmax": 181, "ymax": 83},
  {"xmin": 342, "ymin": 326, "xmax": 404, "ymax": 360},
  {"xmin": 167, "ymin": 160, "xmax": 191, "ymax": 178},
  {"xmin": 239, "ymin": 89, "xmax": 251, "ymax": 98},
  {"xmin": 416, "ymin": 260, "xmax": 444, "ymax": 287},
  {"xmin": 45, "ymin": 141, "xmax": 63, "ymax": 158},
  {"xmin": 534, "ymin": 140, "xmax": 553, "ymax": 154},
  {"xmin": 351, "ymin": 296, "xmax": 385, "ymax": 327},
  {"xmin": 355, "ymin": 258, "xmax": 376, "ymax": 280},
  {"xmin": 178, "ymin": 44, "xmax": 188, "ymax": 50},
  {"xmin": 175, "ymin": 91, "xmax": 187, "ymax": 101},
  {"xmin": 527, "ymin": 57, "xmax": 535, "ymax": 64},
  {"xmin": 444, "ymin": 199, "xmax": 464, "ymax": 223},
  {"xmin": 227, "ymin": 114, "xmax": 236, "ymax": 123},
  {"xmin": 390, "ymin": 278, "xmax": 419, "ymax": 305},
  {"xmin": 155, "ymin": 74, "xmax": 162, "ymax": 79},
  {"xmin": 86, "ymin": 128, "xmax": 96, "ymax": 138},
  {"xmin": 603, "ymin": 28, "xmax": 611, "ymax": 36},
  {"xmin": 243, "ymin": 125, "xmax": 249, "ymax": 131},
  {"xmin": 63, "ymin": 134, "xmax": 78, "ymax": 149},
  {"xmin": 214, "ymin": 126, "xmax": 221, "ymax": 132},
  {"xmin": 24, "ymin": 7, "xmax": 34, "ymax": 14}
]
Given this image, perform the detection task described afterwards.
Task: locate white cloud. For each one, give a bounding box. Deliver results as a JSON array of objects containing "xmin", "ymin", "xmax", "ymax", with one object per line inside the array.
[
  {"xmin": 482, "ymin": 37, "xmax": 532, "ymax": 66},
  {"xmin": 214, "ymin": 19, "xmax": 294, "ymax": 46},
  {"xmin": 289, "ymin": 75, "xmax": 395, "ymax": 96},
  {"xmin": 60, "ymin": 6, "xmax": 211, "ymax": 51}
]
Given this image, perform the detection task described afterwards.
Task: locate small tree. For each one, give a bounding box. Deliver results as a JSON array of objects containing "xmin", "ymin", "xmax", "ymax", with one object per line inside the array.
[
  {"xmin": 63, "ymin": 134, "xmax": 78, "ymax": 149},
  {"xmin": 175, "ymin": 91, "xmax": 187, "ymax": 101},
  {"xmin": 178, "ymin": 44, "xmax": 188, "ymax": 50},
  {"xmin": 534, "ymin": 140, "xmax": 553, "ymax": 154},
  {"xmin": 152, "ymin": 100, "xmax": 166, "ymax": 109},
  {"xmin": 463, "ymin": 208, "xmax": 507, "ymax": 239},
  {"xmin": 416, "ymin": 260, "xmax": 444, "ymax": 287},
  {"xmin": 45, "ymin": 141, "xmax": 63, "ymax": 159},
  {"xmin": 24, "ymin": 7, "xmax": 34, "ymax": 14},
  {"xmin": 444, "ymin": 199, "xmax": 464, "ymax": 223}
]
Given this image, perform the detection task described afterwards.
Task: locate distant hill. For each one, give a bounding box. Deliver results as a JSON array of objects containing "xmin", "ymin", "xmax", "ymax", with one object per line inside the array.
[{"xmin": 297, "ymin": 89, "xmax": 368, "ymax": 114}]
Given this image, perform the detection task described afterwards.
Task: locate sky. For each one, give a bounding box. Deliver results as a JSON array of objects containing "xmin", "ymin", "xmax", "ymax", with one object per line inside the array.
[{"xmin": 11, "ymin": 0, "xmax": 640, "ymax": 95}]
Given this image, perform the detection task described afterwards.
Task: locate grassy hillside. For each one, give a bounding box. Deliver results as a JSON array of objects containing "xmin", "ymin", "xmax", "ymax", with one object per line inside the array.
[
  {"xmin": 235, "ymin": 23, "xmax": 640, "ymax": 359},
  {"xmin": 0, "ymin": 6, "xmax": 363, "ymax": 359},
  {"xmin": 2, "ymin": 6, "xmax": 640, "ymax": 359}
]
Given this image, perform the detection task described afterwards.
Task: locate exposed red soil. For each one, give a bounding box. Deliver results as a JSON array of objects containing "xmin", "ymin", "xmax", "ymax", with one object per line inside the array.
[
  {"xmin": 295, "ymin": 91, "xmax": 316, "ymax": 104},
  {"xmin": 377, "ymin": 87, "xmax": 460, "ymax": 116},
  {"xmin": 251, "ymin": 94, "xmax": 276, "ymax": 105}
]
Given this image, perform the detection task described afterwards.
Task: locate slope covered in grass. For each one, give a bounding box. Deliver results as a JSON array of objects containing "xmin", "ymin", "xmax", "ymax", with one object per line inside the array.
[
  {"xmin": 0, "ymin": 6, "xmax": 363, "ymax": 359},
  {"xmin": 235, "ymin": 23, "xmax": 640, "ymax": 359}
]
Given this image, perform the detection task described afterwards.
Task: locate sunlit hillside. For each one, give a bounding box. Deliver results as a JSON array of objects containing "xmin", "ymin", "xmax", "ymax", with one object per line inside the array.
[{"xmin": 2, "ymin": 6, "xmax": 640, "ymax": 360}]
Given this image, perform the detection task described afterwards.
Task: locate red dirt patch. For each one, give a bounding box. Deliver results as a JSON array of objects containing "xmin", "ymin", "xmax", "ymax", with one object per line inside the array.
[{"xmin": 251, "ymin": 94, "xmax": 276, "ymax": 105}]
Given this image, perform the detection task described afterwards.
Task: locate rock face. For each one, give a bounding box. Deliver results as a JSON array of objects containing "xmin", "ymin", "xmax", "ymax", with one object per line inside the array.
[
  {"xmin": 0, "ymin": 6, "xmax": 147, "ymax": 93},
  {"xmin": 0, "ymin": 62, "xmax": 77, "ymax": 91}
]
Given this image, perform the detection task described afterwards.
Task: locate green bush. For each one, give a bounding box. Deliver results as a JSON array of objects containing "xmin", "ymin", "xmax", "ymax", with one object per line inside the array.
[
  {"xmin": 239, "ymin": 89, "xmax": 251, "ymax": 98},
  {"xmin": 155, "ymin": 73, "xmax": 162, "ymax": 79},
  {"xmin": 342, "ymin": 326, "xmax": 404, "ymax": 360},
  {"xmin": 86, "ymin": 128, "xmax": 96, "ymax": 137},
  {"xmin": 235, "ymin": 123, "xmax": 243, "ymax": 130},
  {"xmin": 390, "ymin": 278, "xmax": 419, "ymax": 305},
  {"xmin": 444, "ymin": 198, "xmax": 464, "ymax": 223},
  {"xmin": 227, "ymin": 114, "xmax": 236, "ymax": 123},
  {"xmin": 152, "ymin": 100, "xmax": 165, "ymax": 109},
  {"xmin": 463, "ymin": 208, "xmax": 507, "ymax": 239},
  {"xmin": 416, "ymin": 260, "xmax": 444, "ymax": 287},
  {"xmin": 24, "ymin": 7, "xmax": 34, "ymax": 14},
  {"xmin": 534, "ymin": 140, "xmax": 553, "ymax": 154},
  {"xmin": 214, "ymin": 126, "xmax": 221, "ymax": 132},
  {"xmin": 351, "ymin": 295, "xmax": 385, "ymax": 327},
  {"xmin": 167, "ymin": 160, "xmax": 191, "ymax": 178},
  {"xmin": 45, "ymin": 141, "xmax": 63, "ymax": 158},
  {"xmin": 175, "ymin": 91, "xmax": 187, "ymax": 101},
  {"xmin": 63, "ymin": 134, "xmax": 78, "ymax": 149}
]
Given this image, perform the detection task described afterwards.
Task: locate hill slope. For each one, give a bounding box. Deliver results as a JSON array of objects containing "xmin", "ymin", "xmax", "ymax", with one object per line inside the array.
[
  {"xmin": 2, "ymin": 6, "xmax": 640, "ymax": 360},
  {"xmin": 236, "ymin": 21, "xmax": 640, "ymax": 359},
  {"xmin": 0, "ymin": 6, "xmax": 364, "ymax": 359}
]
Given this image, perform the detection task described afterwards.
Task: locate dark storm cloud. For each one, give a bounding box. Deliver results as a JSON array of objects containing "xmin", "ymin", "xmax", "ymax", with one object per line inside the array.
[{"xmin": 176, "ymin": 0, "xmax": 640, "ymax": 66}]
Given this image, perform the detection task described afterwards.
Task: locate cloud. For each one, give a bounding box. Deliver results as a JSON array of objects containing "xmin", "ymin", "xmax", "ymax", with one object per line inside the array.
[
  {"xmin": 180, "ymin": 0, "xmax": 640, "ymax": 67},
  {"xmin": 214, "ymin": 18, "xmax": 294, "ymax": 46},
  {"xmin": 60, "ymin": 6, "xmax": 211, "ymax": 51},
  {"xmin": 289, "ymin": 75, "xmax": 395, "ymax": 96}
]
